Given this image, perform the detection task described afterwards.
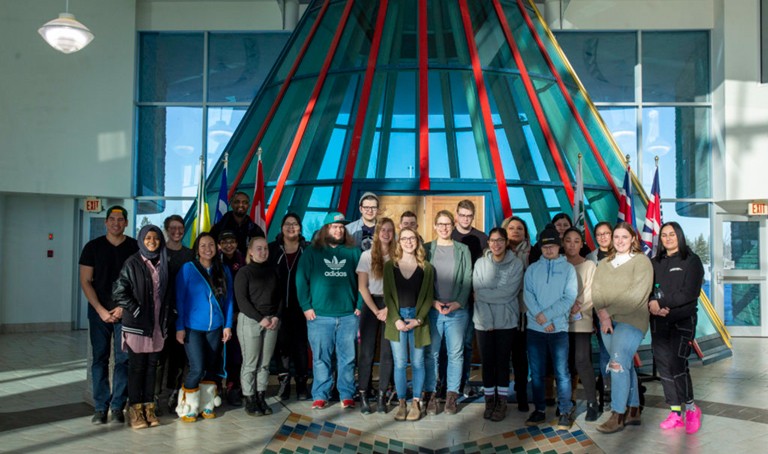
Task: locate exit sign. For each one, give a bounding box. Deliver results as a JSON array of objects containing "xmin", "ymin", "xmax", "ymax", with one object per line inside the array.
[
  {"xmin": 84, "ymin": 197, "xmax": 103, "ymax": 213},
  {"xmin": 748, "ymin": 202, "xmax": 768, "ymax": 215}
]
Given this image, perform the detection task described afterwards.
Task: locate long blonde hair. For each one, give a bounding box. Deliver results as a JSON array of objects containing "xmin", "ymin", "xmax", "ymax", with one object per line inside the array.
[
  {"xmin": 370, "ymin": 217, "xmax": 394, "ymax": 280},
  {"xmin": 606, "ymin": 222, "xmax": 643, "ymax": 261},
  {"xmin": 392, "ymin": 227, "xmax": 426, "ymax": 268}
]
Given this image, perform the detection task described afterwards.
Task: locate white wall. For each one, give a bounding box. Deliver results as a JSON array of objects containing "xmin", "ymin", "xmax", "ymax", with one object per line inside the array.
[
  {"xmin": 136, "ymin": 0, "xmax": 285, "ymax": 31},
  {"xmin": 0, "ymin": 0, "xmax": 136, "ymax": 198},
  {"xmin": 546, "ymin": 0, "xmax": 714, "ymax": 30}
]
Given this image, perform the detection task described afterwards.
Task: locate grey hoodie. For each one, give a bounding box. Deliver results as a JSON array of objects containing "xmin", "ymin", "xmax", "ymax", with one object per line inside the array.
[{"xmin": 472, "ymin": 249, "xmax": 524, "ymax": 331}]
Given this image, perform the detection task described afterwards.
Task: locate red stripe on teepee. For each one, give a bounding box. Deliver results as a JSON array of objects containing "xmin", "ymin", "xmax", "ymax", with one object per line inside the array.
[
  {"xmin": 266, "ymin": 0, "xmax": 355, "ymax": 226},
  {"xmin": 337, "ymin": 0, "xmax": 390, "ymax": 212},
  {"xmin": 418, "ymin": 0, "xmax": 430, "ymax": 191},
  {"xmin": 228, "ymin": 0, "xmax": 331, "ymax": 201},
  {"xmin": 458, "ymin": 0, "xmax": 512, "ymax": 218}
]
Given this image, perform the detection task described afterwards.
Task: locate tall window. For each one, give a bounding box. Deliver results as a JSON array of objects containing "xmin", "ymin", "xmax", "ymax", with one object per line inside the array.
[
  {"xmin": 556, "ymin": 30, "xmax": 713, "ymax": 292},
  {"xmin": 135, "ymin": 31, "xmax": 291, "ymax": 229}
]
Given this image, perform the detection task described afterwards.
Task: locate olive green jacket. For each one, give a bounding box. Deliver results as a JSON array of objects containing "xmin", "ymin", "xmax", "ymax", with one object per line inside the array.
[{"xmin": 383, "ymin": 261, "xmax": 434, "ymax": 348}]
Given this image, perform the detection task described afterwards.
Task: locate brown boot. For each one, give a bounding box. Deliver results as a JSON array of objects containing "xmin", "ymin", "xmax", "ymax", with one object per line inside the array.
[
  {"xmin": 490, "ymin": 398, "xmax": 507, "ymax": 422},
  {"xmin": 444, "ymin": 391, "xmax": 459, "ymax": 415},
  {"xmin": 596, "ymin": 411, "xmax": 625, "ymax": 434},
  {"xmin": 394, "ymin": 399, "xmax": 408, "ymax": 421},
  {"xmin": 426, "ymin": 392, "xmax": 438, "ymax": 416},
  {"xmin": 483, "ymin": 394, "xmax": 495, "ymax": 419},
  {"xmin": 406, "ymin": 400, "xmax": 422, "ymax": 421},
  {"xmin": 143, "ymin": 402, "xmax": 160, "ymax": 427},
  {"xmin": 624, "ymin": 406, "xmax": 642, "ymax": 426},
  {"xmin": 128, "ymin": 403, "xmax": 148, "ymax": 430}
]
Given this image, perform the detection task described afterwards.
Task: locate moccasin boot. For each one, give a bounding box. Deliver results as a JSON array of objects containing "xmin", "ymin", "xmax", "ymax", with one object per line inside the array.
[
  {"xmin": 483, "ymin": 394, "xmax": 495, "ymax": 419},
  {"xmin": 128, "ymin": 403, "xmax": 148, "ymax": 430},
  {"xmin": 444, "ymin": 391, "xmax": 459, "ymax": 415},
  {"xmin": 406, "ymin": 400, "xmax": 421, "ymax": 421},
  {"xmin": 596, "ymin": 411, "xmax": 625, "ymax": 434},
  {"xmin": 143, "ymin": 402, "xmax": 160, "ymax": 427},
  {"xmin": 394, "ymin": 399, "xmax": 408, "ymax": 421},
  {"xmin": 490, "ymin": 398, "xmax": 507, "ymax": 422}
]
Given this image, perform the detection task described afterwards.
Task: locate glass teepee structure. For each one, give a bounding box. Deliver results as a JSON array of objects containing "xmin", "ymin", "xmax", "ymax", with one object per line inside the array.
[{"xmin": 194, "ymin": 0, "xmax": 731, "ymax": 362}]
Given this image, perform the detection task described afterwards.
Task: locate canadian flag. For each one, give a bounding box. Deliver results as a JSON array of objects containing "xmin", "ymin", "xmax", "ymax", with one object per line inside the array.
[{"xmin": 250, "ymin": 154, "xmax": 266, "ymax": 232}]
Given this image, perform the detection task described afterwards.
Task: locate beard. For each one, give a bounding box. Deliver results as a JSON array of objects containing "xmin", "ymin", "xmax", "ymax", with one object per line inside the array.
[{"xmin": 325, "ymin": 234, "xmax": 345, "ymax": 245}]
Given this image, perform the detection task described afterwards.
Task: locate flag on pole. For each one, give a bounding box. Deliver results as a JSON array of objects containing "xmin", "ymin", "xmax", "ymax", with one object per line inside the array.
[
  {"xmin": 250, "ymin": 148, "xmax": 267, "ymax": 233},
  {"xmin": 617, "ymin": 162, "xmax": 637, "ymax": 231},
  {"xmin": 214, "ymin": 154, "xmax": 229, "ymax": 224},
  {"xmin": 641, "ymin": 165, "xmax": 662, "ymax": 257},
  {"xmin": 190, "ymin": 155, "xmax": 211, "ymax": 246},
  {"xmin": 572, "ymin": 154, "xmax": 585, "ymax": 231}
]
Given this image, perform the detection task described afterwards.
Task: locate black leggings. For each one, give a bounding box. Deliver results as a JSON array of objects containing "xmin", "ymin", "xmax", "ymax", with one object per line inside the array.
[
  {"xmin": 651, "ymin": 314, "xmax": 696, "ymax": 406},
  {"xmin": 277, "ymin": 308, "xmax": 309, "ymax": 378},
  {"xmin": 127, "ymin": 348, "xmax": 160, "ymax": 404},
  {"xmin": 358, "ymin": 297, "xmax": 393, "ymax": 392},
  {"xmin": 477, "ymin": 328, "xmax": 514, "ymax": 390},
  {"xmin": 511, "ymin": 324, "xmax": 529, "ymax": 402},
  {"xmin": 569, "ymin": 332, "xmax": 597, "ymax": 402}
]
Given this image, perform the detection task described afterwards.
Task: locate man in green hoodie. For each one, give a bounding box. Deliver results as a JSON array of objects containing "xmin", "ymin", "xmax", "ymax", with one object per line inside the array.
[{"xmin": 296, "ymin": 212, "xmax": 362, "ymax": 410}]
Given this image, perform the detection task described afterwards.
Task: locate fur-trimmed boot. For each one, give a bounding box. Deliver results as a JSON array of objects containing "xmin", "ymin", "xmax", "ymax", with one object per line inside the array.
[
  {"xmin": 199, "ymin": 381, "xmax": 222, "ymax": 419},
  {"xmin": 128, "ymin": 403, "xmax": 148, "ymax": 429},
  {"xmin": 484, "ymin": 394, "xmax": 496, "ymax": 419},
  {"xmin": 175, "ymin": 386, "xmax": 200, "ymax": 422},
  {"xmin": 143, "ymin": 402, "xmax": 160, "ymax": 427}
]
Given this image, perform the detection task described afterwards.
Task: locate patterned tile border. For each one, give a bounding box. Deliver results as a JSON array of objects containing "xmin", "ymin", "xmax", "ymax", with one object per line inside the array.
[{"xmin": 264, "ymin": 413, "xmax": 603, "ymax": 454}]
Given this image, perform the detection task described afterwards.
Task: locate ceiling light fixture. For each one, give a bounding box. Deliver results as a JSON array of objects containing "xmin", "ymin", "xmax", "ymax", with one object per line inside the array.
[{"xmin": 38, "ymin": 0, "xmax": 94, "ymax": 54}]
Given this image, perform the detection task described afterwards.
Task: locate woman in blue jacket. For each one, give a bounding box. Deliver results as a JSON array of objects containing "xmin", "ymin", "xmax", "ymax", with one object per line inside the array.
[{"xmin": 174, "ymin": 232, "xmax": 234, "ymax": 422}]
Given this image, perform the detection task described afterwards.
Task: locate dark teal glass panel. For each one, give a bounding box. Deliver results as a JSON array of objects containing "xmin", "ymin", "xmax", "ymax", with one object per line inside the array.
[
  {"xmin": 329, "ymin": 1, "xmax": 379, "ymax": 71},
  {"xmin": 379, "ymin": 0, "xmax": 417, "ymax": 66},
  {"xmin": 427, "ymin": 0, "xmax": 471, "ymax": 66},
  {"xmin": 642, "ymin": 31, "xmax": 709, "ymax": 102},
  {"xmin": 295, "ymin": 2, "xmax": 349, "ymax": 78},
  {"xmin": 554, "ymin": 32, "xmax": 636, "ymax": 103},
  {"xmin": 139, "ymin": 33, "xmax": 203, "ymax": 103},
  {"xmin": 208, "ymin": 32, "xmax": 290, "ymax": 103},
  {"xmin": 467, "ymin": 0, "xmax": 515, "ymax": 70},
  {"xmin": 641, "ymin": 107, "xmax": 711, "ymax": 199},
  {"xmin": 137, "ymin": 107, "xmax": 203, "ymax": 197},
  {"xmin": 272, "ymin": 7, "xmax": 320, "ymax": 83},
  {"xmin": 724, "ymin": 284, "xmax": 760, "ymax": 327}
]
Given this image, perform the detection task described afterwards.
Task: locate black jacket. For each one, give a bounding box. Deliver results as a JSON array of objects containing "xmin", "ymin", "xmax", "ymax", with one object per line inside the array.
[
  {"xmin": 268, "ymin": 237, "xmax": 307, "ymax": 317},
  {"xmin": 112, "ymin": 253, "xmax": 170, "ymax": 337},
  {"xmin": 651, "ymin": 249, "xmax": 704, "ymax": 323},
  {"xmin": 234, "ymin": 262, "xmax": 282, "ymax": 322}
]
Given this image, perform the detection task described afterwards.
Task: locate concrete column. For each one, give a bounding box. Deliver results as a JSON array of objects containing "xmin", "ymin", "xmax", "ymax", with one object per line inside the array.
[
  {"xmin": 284, "ymin": 0, "xmax": 300, "ymax": 30},
  {"xmin": 543, "ymin": 0, "xmax": 562, "ymax": 29}
]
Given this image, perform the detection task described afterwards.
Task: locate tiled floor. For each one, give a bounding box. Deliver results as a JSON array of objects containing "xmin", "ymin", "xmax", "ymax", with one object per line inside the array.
[{"xmin": 1, "ymin": 331, "xmax": 767, "ymax": 453}]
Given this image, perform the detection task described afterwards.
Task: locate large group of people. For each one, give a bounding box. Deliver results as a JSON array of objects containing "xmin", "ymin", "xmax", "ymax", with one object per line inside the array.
[{"xmin": 80, "ymin": 192, "xmax": 705, "ymax": 435}]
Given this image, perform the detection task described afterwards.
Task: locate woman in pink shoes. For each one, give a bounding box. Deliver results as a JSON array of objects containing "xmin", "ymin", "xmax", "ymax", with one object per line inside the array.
[{"xmin": 650, "ymin": 222, "xmax": 705, "ymax": 434}]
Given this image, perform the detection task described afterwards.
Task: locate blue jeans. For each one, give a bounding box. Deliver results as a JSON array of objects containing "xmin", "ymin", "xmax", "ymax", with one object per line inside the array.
[
  {"xmin": 184, "ymin": 328, "xmax": 223, "ymax": 389},
  {"xmin": 527, "ymin": 330, "xmax": 573, "ymax": 414},
  {"xmin": 427, "ymin": 307, "xmax": 468, "ymax": 393},
  {"xmin": 389, "ymin": 307, "xmax": 427, "ymax": 399},
  {"xmin": 88, "ymin": 309, "xmax": 129, "ymax": 412},
  {"xmin": 602, "ymin": 322, "xmax": 644, "ymax": 413},
  {"xmin": 307, "ymin": 314, "xmax": 358, "ymax": 401}
]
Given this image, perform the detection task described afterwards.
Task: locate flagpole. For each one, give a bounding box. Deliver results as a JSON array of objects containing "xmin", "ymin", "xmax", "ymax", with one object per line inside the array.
[{"xmin": 197, "ymin": 154, "xmax": 205, "ymax": 240}]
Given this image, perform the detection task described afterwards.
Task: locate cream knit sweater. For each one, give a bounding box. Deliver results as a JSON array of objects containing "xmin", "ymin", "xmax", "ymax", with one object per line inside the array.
[{"xmin": 592, "ymin": 254, "xmax": 654, "ymax": 334}]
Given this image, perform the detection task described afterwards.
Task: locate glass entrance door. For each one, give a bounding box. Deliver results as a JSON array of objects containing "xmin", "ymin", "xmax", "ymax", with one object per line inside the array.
[{"xmin": 716, "ymin": 215, "xmax": 768, "ymax": 336}]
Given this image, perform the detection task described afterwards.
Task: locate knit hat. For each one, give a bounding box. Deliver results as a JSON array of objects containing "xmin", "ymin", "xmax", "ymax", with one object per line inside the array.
[{"xmin": 359, "ymin": 192, "xmax": 379, "ymax": 206}]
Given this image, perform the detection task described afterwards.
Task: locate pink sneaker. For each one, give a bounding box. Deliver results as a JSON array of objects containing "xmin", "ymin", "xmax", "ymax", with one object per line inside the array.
[
  {"xmin": 685, "ymin": 405, "xmax": 702, "ymax": 434},
  {"xmin": 659, "ymin": 411, "xmax": 684, "ymax": 429}
]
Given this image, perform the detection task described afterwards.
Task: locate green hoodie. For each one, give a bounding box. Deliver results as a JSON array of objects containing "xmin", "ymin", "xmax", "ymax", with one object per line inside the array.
[{"xmin": 296, "ymin": 244, "xmax": 362, "ymax": 316}]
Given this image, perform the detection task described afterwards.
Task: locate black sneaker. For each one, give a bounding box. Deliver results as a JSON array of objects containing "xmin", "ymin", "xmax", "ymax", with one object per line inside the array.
[
  {"xmin": 556, "ymin": 413, "xmax": 573, "ymax": 431},
  {"xmin": 585, "ymin": 402, "xmax": 600, "ymax": 422},
  {"xmin": 110, "ymin": 408, "xmax": 125, "ymax": 424},
  {"xmin": 91, "ymin": 411, "xmax": 107, "ymax": 425},
  {"xmin": 525, "ymin": 410, "xmax": 546, "ymax": 426}
]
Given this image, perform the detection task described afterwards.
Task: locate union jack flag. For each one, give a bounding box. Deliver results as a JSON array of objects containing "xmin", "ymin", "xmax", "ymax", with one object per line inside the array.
[
  {"xmin": 641, "ymin": 167, "xmax": 662, "ymax": 257},
  {"xmin": 617, "ymin": 164, "xmax": 637, "ymax": 231}
]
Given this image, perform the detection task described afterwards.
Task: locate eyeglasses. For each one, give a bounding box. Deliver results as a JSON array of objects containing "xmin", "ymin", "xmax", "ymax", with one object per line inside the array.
[
  {"xmin": 361, "ymin": 206, "xmax": 378, "ymax": 211},
  {"xmin": 283, "ymin": 222, "xmax": 300, "ymax": 228},
  {"xmin": 400, "ymin": 236, "xmax": 417, "ymax": 243}
]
